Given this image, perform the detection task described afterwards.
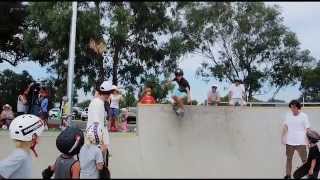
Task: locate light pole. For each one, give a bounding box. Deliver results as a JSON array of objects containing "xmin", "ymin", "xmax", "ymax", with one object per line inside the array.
[{"xmin": 67, "ymin": 1, "xmax": 77, "ymax": 123}]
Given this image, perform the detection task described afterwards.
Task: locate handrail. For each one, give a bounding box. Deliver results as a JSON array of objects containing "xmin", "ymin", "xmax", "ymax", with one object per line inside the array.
[{"xmin": 207, "ymin": 101, "xmax": 320, "ymax": 107}]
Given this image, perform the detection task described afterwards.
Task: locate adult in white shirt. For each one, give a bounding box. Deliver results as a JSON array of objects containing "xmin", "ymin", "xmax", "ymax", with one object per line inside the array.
[
  {"xmin": 228, "ymin": 79, "xmax": 246, "ymax": 106},
  {"xmin": 108, "ymin": 86, "xmax": 123, "ymax": 132},
  {"xmin": 86, "ymin": 80, "xmax": 114, "ymax": 171},
  {"xmin": 281, "ymin": 100, "xmax": 310, "ymax": 179},
  {"xmin": 207, "ymin": 84, "xmax": 220, "ymax": 106}
]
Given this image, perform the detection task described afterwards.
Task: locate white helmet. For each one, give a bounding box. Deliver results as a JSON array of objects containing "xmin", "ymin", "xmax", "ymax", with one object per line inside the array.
[
  {"xmin": 99, "ymin": 80, "xmax": 113, "ymax": 92},
  {"xmin": 9, "ymin": 114, "xmax": 44, "ymax": 142},
  {"xmin": 86, "ymin": 122, "xmax": 104, "ymax": 145}
]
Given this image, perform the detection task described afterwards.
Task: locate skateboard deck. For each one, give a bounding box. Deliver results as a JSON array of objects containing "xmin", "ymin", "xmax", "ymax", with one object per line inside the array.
[{"xmin": 172, "ymin": 104, "xmax": 184, "ymax": 118}]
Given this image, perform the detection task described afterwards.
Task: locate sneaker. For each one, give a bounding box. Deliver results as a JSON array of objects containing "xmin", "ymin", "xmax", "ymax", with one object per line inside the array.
[{"xmin": 284, "ymin": 175, "xmax": 291, "ymax": 179}]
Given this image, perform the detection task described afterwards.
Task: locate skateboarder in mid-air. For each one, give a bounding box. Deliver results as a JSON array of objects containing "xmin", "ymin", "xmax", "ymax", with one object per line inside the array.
[
  {"xmin": 293, "ymin": 129, "xmax": 320, "ymax": 179},
  {"xmin": 165, "ymin": 68, "xmax": 191, "ymax": 117}
]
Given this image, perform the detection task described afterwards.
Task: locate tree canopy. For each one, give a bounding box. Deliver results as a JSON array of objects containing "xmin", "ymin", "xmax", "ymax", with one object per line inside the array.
[{"xmin": 181, "ymin": 2, "xmax": 315, "ymax": 100}]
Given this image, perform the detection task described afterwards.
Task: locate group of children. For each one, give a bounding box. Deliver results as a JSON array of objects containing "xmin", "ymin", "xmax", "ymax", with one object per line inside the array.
[{"xmin": 0, "ymin": 115, "xmax": 110, "ymax": 179}]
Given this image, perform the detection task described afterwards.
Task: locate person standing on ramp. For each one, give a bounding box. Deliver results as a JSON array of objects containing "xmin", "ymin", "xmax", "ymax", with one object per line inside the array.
[{"xmin": 282, "ymin": 100, "xmax": 310, "ymax": 179}]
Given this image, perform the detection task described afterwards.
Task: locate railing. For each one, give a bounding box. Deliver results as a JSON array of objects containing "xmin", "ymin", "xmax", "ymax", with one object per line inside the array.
[{"xmin": 207, "ymin": 101, "xmax": 320, "ymax": 107}]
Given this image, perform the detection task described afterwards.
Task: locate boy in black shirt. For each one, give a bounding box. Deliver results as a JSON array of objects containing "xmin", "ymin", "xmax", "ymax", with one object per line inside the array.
[
  {"xmin": 166, "ymin": 68, "xmax": 191, "ymax": 116},
  {"xmin": 293, "ymin": 129, "xmax": 320, "ymax": 179}
]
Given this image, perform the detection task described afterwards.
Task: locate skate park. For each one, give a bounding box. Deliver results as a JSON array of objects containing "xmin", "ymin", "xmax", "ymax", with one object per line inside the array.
[{"xmin": 1, "ymin": 104, "xmax": 319, "ymax": 178}]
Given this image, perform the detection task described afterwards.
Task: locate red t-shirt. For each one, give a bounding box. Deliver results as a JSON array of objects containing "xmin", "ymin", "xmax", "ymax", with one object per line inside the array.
[{"xmin": 140, "ymin": 95, "xmax": 156, "ymax": 104}]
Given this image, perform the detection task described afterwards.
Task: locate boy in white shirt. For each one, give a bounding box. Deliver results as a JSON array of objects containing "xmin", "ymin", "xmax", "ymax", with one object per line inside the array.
[
  {"xmin": 86, "ymin": 80, "xmax": 114, "ymax": 175},
  {"xmin": 228, "ymin": 79, "xmax": 246, "ymax": 106},
  {"xmin": 282, "ymin": 100, "xmax": 310, "ymax": 179}
]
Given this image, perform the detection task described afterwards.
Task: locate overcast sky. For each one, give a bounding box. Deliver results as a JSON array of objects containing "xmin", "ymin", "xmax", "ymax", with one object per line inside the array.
[{"xmin": 1, "ymin": 2, "xmax": 320, "ymax": 103}]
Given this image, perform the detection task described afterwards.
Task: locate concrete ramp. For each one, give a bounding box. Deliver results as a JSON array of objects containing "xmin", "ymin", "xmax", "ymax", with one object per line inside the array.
[{"xmin": 132, "ymin": 105, "xmax": 320, "ymax": 178}]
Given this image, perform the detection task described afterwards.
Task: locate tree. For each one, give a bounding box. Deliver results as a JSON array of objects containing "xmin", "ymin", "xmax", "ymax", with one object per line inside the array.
[
  {"xmin": 0, "ymin": 2, "xmax": 28, "ymax": 65},
  {"xmin": 77, "ymin": 99, "xmax": 91, "ymax": 109},
  {"xmin": 23, "ymin": 2, "xmax": 107, "ymax": 102},
  {"xmin": 0, "ymin": 69, "xmax": 34, "ymax": 112},
  {"xmin": 138, "ymin": 74, "xmax": 175, "ymax": 103},
  {"xmin": 120, "ymin": 87, "xmax": 137, "ymax": 108},
  {"xmin": 97, "ymin": 2, "xmax": 186, "ymax": 87},
  {"xmin": 182, "ymin": 2, "xmax": 314, "ymax": 100},
  {"xmin": 300, "ymin": 63, "xmax": 320, "ymax": 102},
  {"xmin": 23, "ymin": 2, "xmax": 187, "ymax": 103}
]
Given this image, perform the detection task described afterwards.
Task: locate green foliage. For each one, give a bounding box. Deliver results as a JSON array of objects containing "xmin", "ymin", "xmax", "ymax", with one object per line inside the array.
[
  {"xmin": 23, "ymin": 2, "xmax": 187, "ymax": 102},
  {"xmin": 139, "ymin": 74, "xmax": 175, "ymax": 103},
  {"xmin": 191, "ymin": 100, "xmax": 198, "ymax": 105},
  {"xmin": 120, "ymin": 88, "xmax": 137, "ymax": 108},
  {"xmin": 0, "ymin": 69, "xmax": 34, "ymax": 112},
  {"xmin": 183, "ymin": 2, "xmax": 315, "ymax": 99},
  {"xmin": 0, "ymin": 2, "xmax": 28, "ymax": 65},
  {"xmin": 300, "ymin": 64, "xmax": 320, "ymax": 102},
  {"xmin": 77, "ymin": 99, "xmax": 91, "ymax": 109},
  {"xmin": 101, "ymin": 2, "xmax": 185, "ymax": 87},
  {"xmin": 24, "ymin": 2, "xmax": 105, "ymax": 103}
]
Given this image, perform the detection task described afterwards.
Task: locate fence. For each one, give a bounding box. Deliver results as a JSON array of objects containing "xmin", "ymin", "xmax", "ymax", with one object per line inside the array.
[{"xmin": 211, "ymin": 101, "xmax": 320, "ymax": 107}]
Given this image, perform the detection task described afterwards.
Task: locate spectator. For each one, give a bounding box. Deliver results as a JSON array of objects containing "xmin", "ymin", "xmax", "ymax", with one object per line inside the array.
[
  {"xmin": 108, "ymin": 85, "xmax": 123, "ymax": 132},
  {"xmin": 39, "ymin": 87, "xmax": 49, "ymax": 130},
  {"xmin": 17, "ymin": 83, "xmax": 32, "ymax": 116},
  {"xmin": 228, "ymin": 79, "xmax": 246, "ymax": 106},
  {"xmin": 28, "ymin": 83, "xmax": 41, "ymax": 116},
  {"xmin": 207, "ymin": 84, "xmax": 220, "ymax": 106},
  {"xmin": 0, "ymin": 104, "xmax": 14, "ymax": 129},
  {"xmin": 282, "ymin": 100, "xmax": 310, "ymax": 179},
  {"xmin": 60, "ymin": 96, "xmax": 70, "ymax": 130},
  {"xmin": 139, "ymin": 87, "xmax": 156, "ymax": 104},
  {"xmin": 87, "ymin": 80, "xmax": 114, "ymax": 175}
]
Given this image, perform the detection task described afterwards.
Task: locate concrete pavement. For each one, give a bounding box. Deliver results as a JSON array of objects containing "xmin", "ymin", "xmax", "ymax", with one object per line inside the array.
[{"xmin": 0, "ymin": 105, "xmax": 319, "ymax": 178}]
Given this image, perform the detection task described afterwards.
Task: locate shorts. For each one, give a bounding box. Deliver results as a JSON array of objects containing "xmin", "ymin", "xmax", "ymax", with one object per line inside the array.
[
  {"xmin": 173, "ymin": 89, "xmax": 187, "ymax": 98},
  {"xmin": 229, "ymin": 98, "xmax": 246, "ymax": 106},
  {"xmin": 109, "ymin": 108, "xmax": 120, "ymax": 118}
]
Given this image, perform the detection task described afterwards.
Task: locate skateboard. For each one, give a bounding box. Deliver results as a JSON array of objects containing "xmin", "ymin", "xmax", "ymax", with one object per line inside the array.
[{"xmin": 172, "ymin": 104, "xmax": 184, "ymax": 118}]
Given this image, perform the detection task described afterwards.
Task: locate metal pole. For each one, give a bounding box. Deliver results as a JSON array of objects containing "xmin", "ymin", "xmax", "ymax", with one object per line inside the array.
[{"xmin": 67, "ymin": 1, "xmax": 77, "ymax": 120}]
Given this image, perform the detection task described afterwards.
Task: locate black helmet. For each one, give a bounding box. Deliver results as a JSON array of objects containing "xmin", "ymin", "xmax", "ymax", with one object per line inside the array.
[
  {"xmin": 174, "ymin": 68, "xmax": 184, "ymax": 76},
  {"xmin": 56, "ymin": 127, "xmax": 84, "ymax": 156},
  {"xmin": 306, "ymin": 129, "xmax": 320, "ymax": 144}
]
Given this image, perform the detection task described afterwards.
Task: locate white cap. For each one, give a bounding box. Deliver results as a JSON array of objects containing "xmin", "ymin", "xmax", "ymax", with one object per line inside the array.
[
  {"xmin": 99, "ymin": 80, "xmax": 113, "ymax": 92},
  {"xmin": 211, "ymin": 84, "xmax": 218, "ymax": 88}
]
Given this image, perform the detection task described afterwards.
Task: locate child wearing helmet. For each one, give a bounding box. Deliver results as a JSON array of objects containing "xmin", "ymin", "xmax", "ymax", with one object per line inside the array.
[
  {"xmin": 165, "ymin": 68, "xmax": 191, "ymax": 116},
  {"xmin": 42, "ymin": 127, "xmax": 84, "ymax": 179},
  {"xmin": 0, "ymin": 114, "xmax": 44, "ymax": 179},
  {"xmin": 79, "ymin": 122, "xmax": 109, "ymax": 179},
  {"xmin": 293, "ymin": 129, "xmax": 320, "ymax": 179}
]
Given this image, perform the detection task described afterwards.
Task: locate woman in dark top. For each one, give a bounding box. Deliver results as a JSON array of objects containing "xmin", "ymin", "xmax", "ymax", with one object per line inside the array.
[{"xmin": 294, "ymin": 129, "xmax": 320, "ymax": 179}]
